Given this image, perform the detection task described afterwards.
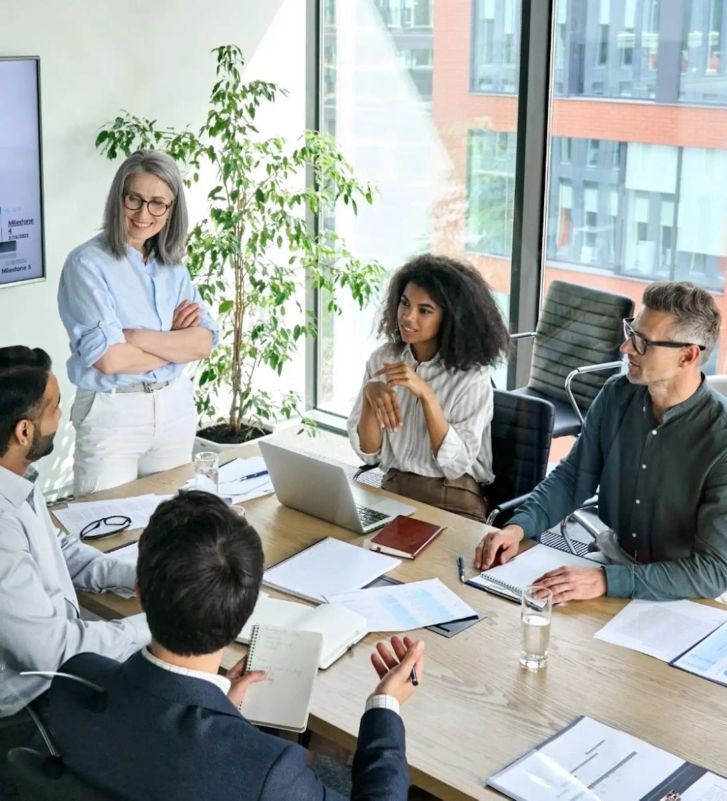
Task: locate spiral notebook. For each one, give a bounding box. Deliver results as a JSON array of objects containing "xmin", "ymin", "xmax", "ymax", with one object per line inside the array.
[
  {"xmin": 467, "ymin": 543, "xmax": 598, "ymax": 602},
  {"xmin": 237, "ymin": 593, "xmax": 367, "ymax": 669},
  {"xmin": 238, "ymin": 624, "xmax": 323, "ymax": 732}
]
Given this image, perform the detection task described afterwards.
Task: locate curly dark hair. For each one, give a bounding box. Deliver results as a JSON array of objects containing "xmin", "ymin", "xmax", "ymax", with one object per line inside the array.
[{"xmin": 378, "ymin": 254, "xmax": 510, "ymax": 370}]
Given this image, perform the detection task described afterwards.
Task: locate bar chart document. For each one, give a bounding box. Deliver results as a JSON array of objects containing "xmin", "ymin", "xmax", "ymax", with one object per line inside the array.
[{"xmin": 488, "ymin": 716, "xmax": 726, "ymax": 801}]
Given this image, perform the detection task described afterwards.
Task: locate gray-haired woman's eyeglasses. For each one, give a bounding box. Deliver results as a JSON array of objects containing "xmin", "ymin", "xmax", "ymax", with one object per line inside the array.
[{"xmin": 123, "ymin": 193, "xmax": 173, "ymax": 217}]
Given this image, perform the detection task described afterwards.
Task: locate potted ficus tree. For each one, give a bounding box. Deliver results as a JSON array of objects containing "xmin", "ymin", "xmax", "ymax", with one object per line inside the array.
[{"xmin": 95, "ymin": 44, "xmax": 383, "ymax": 445}]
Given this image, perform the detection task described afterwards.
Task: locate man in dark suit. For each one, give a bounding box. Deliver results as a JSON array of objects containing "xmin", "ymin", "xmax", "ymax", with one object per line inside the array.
[{"xmin": 43, "ymin": 490, "xmax": 424, "ymax": 800}]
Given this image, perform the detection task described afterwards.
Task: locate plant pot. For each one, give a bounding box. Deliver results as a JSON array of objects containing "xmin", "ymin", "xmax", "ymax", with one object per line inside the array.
[{"xmin": 194, "ymin": 422, "xmax": 273, "ymax": 456}]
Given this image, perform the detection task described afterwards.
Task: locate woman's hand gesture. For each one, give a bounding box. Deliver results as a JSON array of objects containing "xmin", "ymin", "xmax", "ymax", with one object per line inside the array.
[{"xmin": 375, "ymin": 361, "xmax": 431, "ymax": 401}]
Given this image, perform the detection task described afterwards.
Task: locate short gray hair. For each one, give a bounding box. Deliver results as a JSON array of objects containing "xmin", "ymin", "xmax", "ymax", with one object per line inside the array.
[
  {"xmin": 103, "ymin": 150, "xmax": 188, "ymax": 265},
  {"xmin": 643, "ymin": 281, "xmax": 721, "ymax": 361}
]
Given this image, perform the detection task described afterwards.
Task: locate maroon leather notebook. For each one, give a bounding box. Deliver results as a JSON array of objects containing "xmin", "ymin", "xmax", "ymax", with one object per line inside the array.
[{"xmin": 369, "ymin": 516, "xmax": 445, "ymax": 559}]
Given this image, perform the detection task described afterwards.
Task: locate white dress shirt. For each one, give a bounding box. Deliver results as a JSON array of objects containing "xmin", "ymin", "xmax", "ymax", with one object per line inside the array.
[
  {"xmin": 0, "ymin": 464, "xmax": 150, "ymax": 716},
  {"xmin": 141, "ymin": 647, "xmax": 231, "ymax": 695},
  {"xmin": 347, "ymin": 344, "xmax": 494, "ymax": 484}
]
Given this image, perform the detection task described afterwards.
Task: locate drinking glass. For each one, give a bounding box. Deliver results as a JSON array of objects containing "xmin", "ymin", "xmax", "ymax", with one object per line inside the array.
[
  {"xmin": 193, "ymin": 451, "xmax": 219, "ymax": 494},
  {"xmin": 520, "ymin": 585, "xmax": 553, "ymax": 670}
]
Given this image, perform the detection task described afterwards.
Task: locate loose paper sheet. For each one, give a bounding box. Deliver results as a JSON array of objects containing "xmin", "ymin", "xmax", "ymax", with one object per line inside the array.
[
  {"xmin": 594, "ymin": 599, "xmax": 727, "ymax": 662},
  {"xmin": 52, "ymin": 494, "xmax": 171, "ymax": 538},
  {"xmin": 325, "ymin": 578, "xmax": 477, "ymax": 632}
]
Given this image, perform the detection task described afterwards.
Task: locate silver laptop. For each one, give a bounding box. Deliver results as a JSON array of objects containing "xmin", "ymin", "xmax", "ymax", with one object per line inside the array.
[{"xmin": 258, "ymin": 440, "xmax": 415, "ymax": 534}]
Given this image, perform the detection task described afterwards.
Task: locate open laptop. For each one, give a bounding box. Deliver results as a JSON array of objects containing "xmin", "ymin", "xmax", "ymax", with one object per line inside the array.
[{"xmin": 258, "ymin": 440, "xmax": 415, "ymax": 534}]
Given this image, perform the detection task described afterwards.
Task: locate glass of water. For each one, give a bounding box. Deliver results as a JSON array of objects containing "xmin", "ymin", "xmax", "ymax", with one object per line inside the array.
[
  {"xmin": 520, "ymin": 585, "xmax": 553, "ymax": 670},
  {"xmin": 193, "ymin": 451, "xmax": 219, "ymax": 495}
]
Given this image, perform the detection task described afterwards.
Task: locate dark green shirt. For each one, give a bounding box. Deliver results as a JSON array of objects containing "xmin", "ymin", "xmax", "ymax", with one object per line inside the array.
[{"xmin": 509, "ymin": 374, "xmax": 727, "ymax": 600}]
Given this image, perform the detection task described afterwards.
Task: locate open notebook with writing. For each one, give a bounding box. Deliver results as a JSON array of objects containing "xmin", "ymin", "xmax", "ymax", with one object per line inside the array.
[
  {"xmin": 467, "ymin": 543, "xmax": 599, "ymax": 602},
  {"xmin": 237, "ymin": 593, "xmax": 367, "ymax": 669},
  {"xmin": 238, "ymin": 625, "xmax": 323, "ymax": 733}
]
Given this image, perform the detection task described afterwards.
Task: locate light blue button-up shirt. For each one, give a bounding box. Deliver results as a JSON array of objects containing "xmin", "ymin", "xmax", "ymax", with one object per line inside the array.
[
  {"xmin": 0, "ymin": 464, "xmax": 149, "ymax": 715},
  {"xmin": 58, "ymin": 235, "xmax": 218, "ymax": 392}
]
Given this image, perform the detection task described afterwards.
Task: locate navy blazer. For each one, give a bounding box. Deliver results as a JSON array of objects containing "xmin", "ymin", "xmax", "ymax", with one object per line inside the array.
[{"xmin": 43, "ymin": 651, "xmax": 409, "ymax": 801}]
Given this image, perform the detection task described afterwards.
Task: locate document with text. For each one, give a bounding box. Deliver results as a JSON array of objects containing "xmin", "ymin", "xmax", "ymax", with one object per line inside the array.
[
  {"xmin": 594, "ymin": 599, "xmax": 727, "ymax": 662},
  {"xmin": 325, "ymin": 578, "xmax": 478, "ymax": 632},
  {"xmin": 488, "ymin": 716, "xmax": 726, "ymax": 801},
  {"xmin": 52, "ymin": 494, "xmax": 171, "ymax": 538},
  {"xmin": 672, "ymin": 621, "xmax": 727, "ymax": 686}
]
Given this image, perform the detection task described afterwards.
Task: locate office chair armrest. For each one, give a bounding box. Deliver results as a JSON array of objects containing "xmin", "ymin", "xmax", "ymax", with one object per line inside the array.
[
  {"xmin": 510, "ymin": 331, "xmax": 537, "ymax": 342},
  {"xmin": 485, "ymin": 492, "xmax": 533, "ymax": 526},
  {"xmin": 353, "ymin": 463, "xmax": 380, "ymax": 480},
  {"xmin": 564, "ymin": 360, "xmax": 623, "ymax": 425}
]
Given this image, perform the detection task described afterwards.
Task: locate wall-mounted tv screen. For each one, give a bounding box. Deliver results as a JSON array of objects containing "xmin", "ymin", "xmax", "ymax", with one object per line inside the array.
[{"xmin": 0, "ymin": 56, "xmax": 45, "ymax": 288}]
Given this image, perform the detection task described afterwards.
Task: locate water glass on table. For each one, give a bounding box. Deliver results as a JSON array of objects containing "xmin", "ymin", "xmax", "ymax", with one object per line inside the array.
[
  {"xmin": 520, "ymin": 585, "xmax": 553, "ymax": 670},
  {"xmin": 193, "ymin": 451, "xmax": 219, "ymax": 495}
]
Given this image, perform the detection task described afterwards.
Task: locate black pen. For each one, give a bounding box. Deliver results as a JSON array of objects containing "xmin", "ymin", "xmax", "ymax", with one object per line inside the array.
[
  {"xmin": 457, "ymin": 555, "xmax": 465, "ymax": 583},
  {"xmin": 409, "ymin": 665, "xmax": 418, "ymax": 686}
]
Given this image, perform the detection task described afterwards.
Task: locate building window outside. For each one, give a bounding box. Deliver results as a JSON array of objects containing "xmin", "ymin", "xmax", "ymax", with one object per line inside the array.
[
  {"xmin": 470, "ymin": 0, "xmax": 521, "ymax": 93},
  {"xmin": 586, "ymin": 139, "xmax": 601, "ymax": 167},
  {"xmin": 466, "ymin": 130, "xmax": 516, "ymax": 257},
  {"xmin": 546, "ymin": 137, "xmax": 724, "ymax": 293}
]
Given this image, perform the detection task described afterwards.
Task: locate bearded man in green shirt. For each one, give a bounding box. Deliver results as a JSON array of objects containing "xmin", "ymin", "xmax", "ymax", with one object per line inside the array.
[{"xmin": 475, "ymin": 281, "xmax": 727, "ymax": 602}]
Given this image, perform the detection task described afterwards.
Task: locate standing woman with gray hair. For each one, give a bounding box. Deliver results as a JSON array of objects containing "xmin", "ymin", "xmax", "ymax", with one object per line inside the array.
[{"xmin": 58, "ymin": 150, "xmax": 218, "ymax": 496}]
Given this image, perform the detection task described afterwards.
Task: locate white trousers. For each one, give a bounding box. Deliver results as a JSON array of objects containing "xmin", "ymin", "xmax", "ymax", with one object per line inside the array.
[{"xmin": 71, "ymin": 376, "xmax": 197, "ymax": 497}]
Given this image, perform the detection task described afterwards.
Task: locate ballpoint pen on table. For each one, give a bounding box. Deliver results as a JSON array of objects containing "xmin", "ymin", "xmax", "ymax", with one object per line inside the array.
[
  {"xmin": 457, "ymin": 555, "xmax": 465, "ymax": 583},
  {"xmin": 219, "ymin": 470, "xmax": 269, "ymax": 487}
]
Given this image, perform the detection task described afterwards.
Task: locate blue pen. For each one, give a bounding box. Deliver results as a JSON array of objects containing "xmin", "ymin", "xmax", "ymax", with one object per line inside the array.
[{"xmin": 220, "ymin": 470, "xmax": 268, "ymax": 486}]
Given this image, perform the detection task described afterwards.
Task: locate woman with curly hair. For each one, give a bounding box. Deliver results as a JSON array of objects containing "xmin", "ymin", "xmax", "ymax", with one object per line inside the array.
[{"xmin": 347, "ymin": 254, "xmax": 510, "ymax": 521}]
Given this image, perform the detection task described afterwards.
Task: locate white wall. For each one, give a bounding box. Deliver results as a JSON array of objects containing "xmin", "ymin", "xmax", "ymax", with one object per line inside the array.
[{"xmin": 0, "ymin": 0, "xmax": 306, "ymax": 495}]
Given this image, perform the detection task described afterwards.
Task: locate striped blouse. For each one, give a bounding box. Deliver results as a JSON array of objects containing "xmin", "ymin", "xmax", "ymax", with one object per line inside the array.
[{"xmin": 347, "ymin": 344, "xmax": 494, "ymax": 484}]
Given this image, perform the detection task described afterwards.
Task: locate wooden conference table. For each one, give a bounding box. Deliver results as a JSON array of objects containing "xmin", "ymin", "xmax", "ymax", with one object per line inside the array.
[{"xmin": 70, "ymin": 442, "xmax": 726, "ymax": 801}]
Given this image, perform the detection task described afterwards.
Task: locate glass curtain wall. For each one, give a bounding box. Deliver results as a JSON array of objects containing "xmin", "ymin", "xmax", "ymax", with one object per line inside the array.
[
  {"xmin": 545, "ymin": 0, "xmax": 727, "ymax": 374},
  {"xmin": 316, "ymin": 0, "xmax": 521, "ymax": 417},
  {"xmin": 315, "ymin": 0, "xmax": 727, "ymax": 419}
]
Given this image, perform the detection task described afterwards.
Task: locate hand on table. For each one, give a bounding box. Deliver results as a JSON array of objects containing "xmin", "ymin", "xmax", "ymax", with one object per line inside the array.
[
  {"xmin": 532, "ymin": 566, "xmax": 606, "ymax": 603},
  {"xmin": 226, "ymin": 655, "xmax": 267, "ymax": 708},
  {"xmin": 474, "ymin": 525, "xmax": 524, "ymax": 570},
  {"xmin": 172, "ymin": 300, "xmax": 202, "ymax": 330},
  {"xmin": 364, "ymin": 380, "xmax": 403, "ymax": 433},
  {"xmin": 370, "ymin": 636, "xmax": 424, "ymax": 705}
]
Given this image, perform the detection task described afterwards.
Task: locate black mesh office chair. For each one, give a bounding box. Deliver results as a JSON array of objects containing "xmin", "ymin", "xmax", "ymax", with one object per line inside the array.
[
  {"xmin": 511, "ymin": 280, "xmax": 634, "ymax": 437},
  {"xmin": 7, "ymin": 748, "xmax": 117, "ymax": 801},
  {"xmin": 484, "ymin": 389, "xmax": 555, "ymax": 527}
]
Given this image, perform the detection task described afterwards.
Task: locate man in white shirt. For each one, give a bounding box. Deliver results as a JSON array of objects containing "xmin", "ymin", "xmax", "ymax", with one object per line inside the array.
[
  {"xmin": 44, "ymin": 490, "xmax": 423, "ymax": 801},
  {"xmin": 0, "ymin": 346, "xmax": 150, "ymax": 798}
]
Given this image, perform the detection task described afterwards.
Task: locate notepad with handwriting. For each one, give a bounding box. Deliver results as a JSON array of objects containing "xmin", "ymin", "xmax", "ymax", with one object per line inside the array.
[
  {"xmin": 467, "ymin": 543, "xmax": 598, "ymax": 602},
  {"xmin": 238, "ymin": 625, "xmax": 323, "ymax": 732},
  {"xmin": 236, "ymin": 593, "xmax": 367, "ymax": 669}
]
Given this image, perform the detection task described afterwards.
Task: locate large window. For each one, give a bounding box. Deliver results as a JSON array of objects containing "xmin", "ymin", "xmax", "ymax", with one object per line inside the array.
[
  {"xmin": 315, "ymin": 0, "xmax": 727, "ymax": 420},
  {"xmin": 544, "ymin": 0, "xmax": 727, "ymax": 374},
  {"xmin": 316, "ymin": 0, "xmax": 520, "ymax": 418}
]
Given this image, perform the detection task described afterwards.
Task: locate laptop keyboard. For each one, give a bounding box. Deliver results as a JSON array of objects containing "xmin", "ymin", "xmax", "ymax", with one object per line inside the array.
[{"xmin": 355, "ymin": 505, "xmax": 389, "ymax": 527}]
